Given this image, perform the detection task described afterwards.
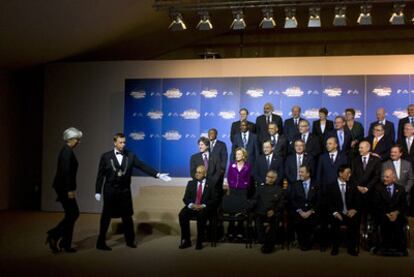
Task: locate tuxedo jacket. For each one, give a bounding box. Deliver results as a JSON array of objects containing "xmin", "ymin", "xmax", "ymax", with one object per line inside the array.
[
  {"xmin": 182, "ymin": 179, "xmax": 217, "ymax": 211},
  {"xmin": 324, "ymin": 129, "xmax": 352, "ymax": 154},
  {"xmin": 397, "ymin": 137, "xmax": 414, "ymax": 167},
  {"xmin": 53, "ymin": 144, "xmax": 78, "ymax": 193},
  {"xmin": 210, "ymin": 140, "xmax": 228, "ymax": 172},
  {"xmin": 232, "ymin": 132, "xmax": 259, "ymax": 165},
  {"xmin": 263, "ymin": 133, "xmax": 288, "ymax": 158},
  {"xmin": 95, "ymin": 149, "xmax": 158, "ymax": 194},
  {"xmin": 369, "ymin": 120, "xmax": 395, "ymax": 143},
  {"xmin": 230, "ymin": 120, "xmax": 256, "ymax": 144},
  {"xmin": 284, "ymin": 153, "xmax": 315, "ymax": 185},
  {"xmin": 254, "ymin": 154, "xmax": 284, "ymax": 187},
  {"xmin": 365, "ymin": 136, "xmax": 393, "ymax": 161},
  {"xmin": 351, "ymin": 154, "xmax": 382, "ymax": 191},
  {"xmin": 255, "ymin": 113, "xmax": 284, "ymax": 144},
  {"xmin": 284, "ymin": 117, "xmax": 304, "ymax": 143},
  {"xmin": 374, "ymin": 184, "xmax": 407, "ymax": 215},
  {"xmin": 290, "ymin": 132, "xmax": 321, "ymax": 159},
  {"xmin": 189, "ymin": 152, "xmax": 221, "ymax": 188},
  {"xmin": 382, "ymin": 159, "xmax": 414, "ymax": 200},
  {"xmin": 312, "ymin": 119, "xmax": 334, "ymax": 140},
  {"xmin": 290, "ymin": 179, "xmax": 320, "ymax": 213},
  {"xmin": 327, "ymin": 181, "xmax": 360, "ymax": 215},
  {"xmin": 317, "ymin": 152, "xmax": 349, "ymax": 191},
  {"xmin": 398, "ymin": 117, "xmax": 411, "ymax": 141}
]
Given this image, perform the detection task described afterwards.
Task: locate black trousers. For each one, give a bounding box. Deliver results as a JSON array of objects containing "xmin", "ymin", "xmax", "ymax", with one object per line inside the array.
[
  {"xmin": 98, "ymin": 212, "xmax": 135, "ymax": 245},
  {"xmin": 179, "ymin": 207, "xmax": 208, "ymax": 243},
  {"xmin": 294, "ymin": 213, "xmax": 318, "ymax": 249},
  {"xmin": 255, "ymin": 214, "xmax": 278, "ymax": 248},
  {"xmin": 331, "ymin": 214, "xmax": 360, "ymax": 251},
  {"xmin": 379, "ymin": 215, "xmax": 406, "ymax": 251},
  {"xmin": 48, "ymin": 194, "xmax": 80, "ymax": 248}
]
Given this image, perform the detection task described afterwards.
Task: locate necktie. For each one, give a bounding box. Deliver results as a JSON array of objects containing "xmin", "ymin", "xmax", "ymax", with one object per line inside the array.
[
  {"xmin": 242, "ymin": 133, "xmax": 247, "ymax": 146},
  {"xmin": 274, "ymin": 135, "xmax": 278, "ymax": 145},
  {"xmin": 302, "ymin": 134, "xmax": 306, "ymax": 143},
  {"xmin": 297, "ymin": 155, "xmax": 302, "ymax": 180},
  {"xmin": 330, "ymin": 153, "xmax": 335, "ymax": 164},
  {"xmin": 407, "ymin": 137, "xmax": 412, "ymax": 151},
  {"xmin": 338, "ymin": 131, "xmax": 344, "ymax": 150},
  {"xmin": 340, "ymin": 183, "xmax": 347, "ymax": 214},
  {"xmin": 303, "ymin": 182, "xmax": 309, "ymax": 199},
  {"xmin": 411, "ymin": 117, "xmax": 414, "ymax": 125},
  {"xmin": 210, "ymin": 141, "xmax": 215, "ymax": 152},
  {"xmin": 116, "ymin": 151, "xmax": 123, "ymax": 156},
  {"xmin": 203, "ymin": 154, "xmax": 209, "ymax": 170},
  {"xmin": 294, "ymin": 118, "xmax": 298, "ymax": 126},
  {"xmin": 387, "ymin": 186, "xmax": 393, "ymax": 198},
  {"xmin": 372, "ymin": 137, "xmax": 378, "ymax": 150},
  {"xmin": 266, "ymin": 115, "xmax": 270, "ymax": 124},
  {"xmin": 362, "ymin": 156, "xmax": 367, "ymax": 170},
  {"xmin": 266, "ymin": 155, "xmax": 271, "ymax": 169},
  {"xmin": 195, "ymin": 182, "xmax": 203, "ymax": 204}
]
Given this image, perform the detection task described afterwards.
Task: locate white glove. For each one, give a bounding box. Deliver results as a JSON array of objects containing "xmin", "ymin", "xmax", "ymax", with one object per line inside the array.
[
  {"xmin": 95, "ymin": 193, "xmax": 101, "ymax": 201},
  {"xmin": 158, "ymin": 173, "xmax": 172, "ymax": 182}
]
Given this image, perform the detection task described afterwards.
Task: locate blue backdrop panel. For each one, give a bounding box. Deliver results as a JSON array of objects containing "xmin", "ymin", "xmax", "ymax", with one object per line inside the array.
[
  {"xmin": 280, "ymin": 76, "xmax": 322, "ymax": 125},
  {"xmin": 322, "ymin": 76, "xmax": 365, "ymax": 130},
  {"xmin": 124, "ymin": 79, "xmax": 162, "ymax": 176},
  {"xmin": 161, "ymin": 78, "xmax": 201, "ymax": 176},
  {"xmin": 366, "ymin": 75, "xmax": 410, "ymax": 140}
]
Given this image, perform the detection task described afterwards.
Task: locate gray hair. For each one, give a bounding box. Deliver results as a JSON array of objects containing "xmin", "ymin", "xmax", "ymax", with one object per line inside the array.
[{"xmin": 63, "ymin": 127, "xmax": 83, "ymax": 141}]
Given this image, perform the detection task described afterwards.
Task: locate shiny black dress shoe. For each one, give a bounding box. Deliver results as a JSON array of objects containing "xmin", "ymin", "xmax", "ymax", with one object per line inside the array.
[
  {"xmin": 179, "ymin": 240, "xmax": 192, "ymax": 249},
  {"xmin": 126, "ymin": 242, "xmax": 137, "ymax": 248},
  {"xmin": 45, "ymin": 234, "xmax": 60, "ymax": 253},
  {"xmin": 96, "ymin": 243, "xmax": 112, "ymax": 251}
]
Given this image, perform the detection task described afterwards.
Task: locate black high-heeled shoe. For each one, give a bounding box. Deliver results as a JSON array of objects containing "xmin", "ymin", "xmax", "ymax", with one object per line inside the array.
[
  {"xmin": 58, "ymin": 241, "xmax": 77, "ymax": 253},
  {"xmin": 45, "ymin": 234, "xmax": 59, "ymax": 253}
]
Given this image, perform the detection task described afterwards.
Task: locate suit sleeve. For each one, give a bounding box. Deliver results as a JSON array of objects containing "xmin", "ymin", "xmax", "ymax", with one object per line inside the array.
[
  {"xmin": 390, "ymin": 123, "xmax": 396, "ymax": 143},
  {"xmin": 366, "ymin": 161, "xmax": 381, "ymax": 191},
  {"xmin": 190, "ymin": 156, "xmax": 196, "ymax": 179},
  {"xmin": 406, "ymin": 164, "xmax": 414, "ymax": 198},
  {"xmin": 60, "ymin": 148, "xmax": 75, "ymax": 191},
  {"xmin": 183, "ymin": 181, "xmax": 193, "ymax": 206},
  {"xmin": 220, "ymin": 143, "xmax": 228, "ymax": 171},
  {"xmin": 133, "ymin": 154, "xmax": 158, "ymax": 177},
  {"xmin": 95, "ymin": 154, "xmax": 106, "ymax": 194}
]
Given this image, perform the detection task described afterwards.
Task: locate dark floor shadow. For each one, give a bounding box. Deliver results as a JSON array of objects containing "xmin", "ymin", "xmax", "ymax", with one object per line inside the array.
[{"xmin": 74, "ymin": 234, "xmax": 99, "ymax": 251}]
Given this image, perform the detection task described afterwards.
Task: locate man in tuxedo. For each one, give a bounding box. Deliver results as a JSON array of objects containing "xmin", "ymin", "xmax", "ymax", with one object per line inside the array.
[
  {"xmin": 232, "ymin": 120, "xmax": 259, "ymax": 166},
  {"xmin": 190, "ymin": 137, "xmax": 222, "ymax": 198},
  {"xmin": 284, "ymin": 105, "xmax": 304, "ymax": 143},
  {"xmin": 328, "ymin": 165, "xmax": 361, "ymax": 256},
  {"xmin": 254, "ymin": 140, "xmax": 284, "ymax": 187},
  {"xmin": 230, "ymin": 108, "xmax": 256, "ymax": 144},
  {"xmin": 398, "ymin": 122, "xmax": 414, "ymax": 168},
  {"xmin": 374, "ymin": 169, "xmax": 407, "ymax": 254},
  {"xmin": 290, "ymin": 165, "xmax": 320, "ymax": 251},
  {"xmin": 179, "ymin": 165, "xmax": 217, "ymax": 250},
  {"xmin": 382, "ymin": 145, "xmax": 414, "ymax": 210},
  {"xmin": 95, "ymin": 133, "xmax": 171, "ymax": 250},
  {"xmin": 325, "ymin": 116, "xmax": 352, "ymax": 155},
  {"xmin": 255, "ymin": 103, "xmax": 283, "ymax": 145},
  {"xmin": 208, "ymin": 128, "xmax": 228, "ymax": 194},
  {"xmin": 367, "ymin": 123, "xmax": 392, "ymax": 161},
  {"xmin": 397, "ymin": 104, "xmax": 414, "ymax": 141},
  {"xmin": 285, "ymin": 139, "xmax": 314, "ymax": 186},
  {"xmin": 291, "ymin": 119, "xmax": 321, "ymax": 160},
  {"xmin": 368, "ymin": 108, "xmax": 395, "ymax": 142},
  {"xmin": 263, "ymin": 122, "xmax": 288, "ymax": 158}
]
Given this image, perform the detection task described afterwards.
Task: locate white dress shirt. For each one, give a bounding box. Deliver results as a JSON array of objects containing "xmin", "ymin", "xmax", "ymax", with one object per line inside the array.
[
  {"xmin": 189, "ymin": 178, "xmax": 207, "ymax": 209},
  {"xmin": 393, "ymin": 159, "xmax": 401, "ymax": 180},
  {"xmin": 114, "ymin": 148, "xmax": 124, "ymax": 165}
]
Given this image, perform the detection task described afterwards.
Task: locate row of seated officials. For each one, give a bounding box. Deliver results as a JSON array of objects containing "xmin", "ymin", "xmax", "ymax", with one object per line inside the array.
[{"xmin": 179, "ymin": 105, "xmax": 414, "ymax": 255}]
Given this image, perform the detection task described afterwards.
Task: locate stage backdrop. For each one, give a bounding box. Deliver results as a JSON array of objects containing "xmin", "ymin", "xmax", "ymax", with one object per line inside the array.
[{"xmin": 125, "ymin": 75, "xmax": 414, "ymax": 177}]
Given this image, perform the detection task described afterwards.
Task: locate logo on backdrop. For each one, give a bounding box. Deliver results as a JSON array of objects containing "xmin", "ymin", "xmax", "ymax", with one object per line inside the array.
[
  {"xmin": 130, "ymin": 90, "xmax": 146, "ymax": 99},
  {"xmin": 201, "ymin": 89, "xmax": 218, "ymax": 98},
  {"xmin": 163, "ymin": 130, "xmax": 182, "ymax": 140},
  {"xmin": 302, "ymin": 108, "xmax": 320, "ymax": 119},
  {"xmin": 180, "ymin": 109, "xmax": 200, "ymax": 119},
  {"xmin": 147, "ymin": 111, "xmax": 163, "ymax": 119},
  {"xmin": 164, "ymin": 88, "xmax": 183, "ymax": 98},
  {"xmin": 282, "ymin": 86, "xmax": 304, "ymax": 97},
  {"xmin": 218, "ymin": 111, "xmax": 236, "ymax": 119},
  {"xmin": 392, "ymin": 109, "xmax": 408, "ymax": 119},
  {"xmin": 129, "ymin": 132, "xmax": 145, "ymax": 141},
  {"xmin": 246, "ymin": 88, "xmax": 264, "ymax": 98},
  {"xmin": 323, "ymin": 87, "xmax": 342, "ymax": 97},
  {"xmin": 372, "ymin": 86, "xmax": 392, "ymax": 97}
]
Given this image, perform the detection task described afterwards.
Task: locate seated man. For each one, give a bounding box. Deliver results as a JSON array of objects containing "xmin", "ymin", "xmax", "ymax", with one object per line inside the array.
[
  {"xmin": 374, "ymin": 169, "xmax": 408, "ymax": 255},
  {"xmin": 179, "ymin": 165, "xmax": 217, "ymax": 250},
  {"xmin": 327, "ymin": 165, "xmax": 361, "ymax": 256},
  {"xmin": 290, "ymin": 165, "xmax": 320, "ymax": 251},
  {"xmin": 250, "ymin": 170, "xmax": 285, "ymax": 254}
]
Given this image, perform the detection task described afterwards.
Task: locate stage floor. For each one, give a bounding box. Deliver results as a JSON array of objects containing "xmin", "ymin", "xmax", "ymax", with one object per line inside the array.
[{"xmin": 1, "ymin": 211, "xmax": 414, "ymax": 276}]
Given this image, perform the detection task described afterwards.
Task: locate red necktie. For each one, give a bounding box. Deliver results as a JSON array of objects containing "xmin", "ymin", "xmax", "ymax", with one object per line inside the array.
[{"xmin": 195, "ymin": 182, "xmax": 203, "ymax": 204}]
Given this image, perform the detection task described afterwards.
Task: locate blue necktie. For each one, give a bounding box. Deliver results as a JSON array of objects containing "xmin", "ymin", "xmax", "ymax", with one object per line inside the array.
[{"xmin": 338, "ymin": 131, "xmax": 344, "ymax": 150}]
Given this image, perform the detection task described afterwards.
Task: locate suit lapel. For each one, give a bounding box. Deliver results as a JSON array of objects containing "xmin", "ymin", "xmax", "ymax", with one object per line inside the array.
[{"xmin": 111, "ymin": 151, "xmax": 121, "ymax": 168}]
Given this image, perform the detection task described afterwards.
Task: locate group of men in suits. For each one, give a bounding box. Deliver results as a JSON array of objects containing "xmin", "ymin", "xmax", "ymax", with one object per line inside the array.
[{"xmin": 179, "ymin": 103, "xmax": 414, "ymax": 254}]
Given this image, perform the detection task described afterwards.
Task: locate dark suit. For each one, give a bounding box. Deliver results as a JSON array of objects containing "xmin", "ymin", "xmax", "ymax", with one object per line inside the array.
[
  {"xmin": 327, "ymin": 181, "xmax": 361, "ymax": 252},
  {"xmin": 374, "ymin": 184, "xmax": 407, "ymax": 251},
  {"xmin": 325, "ymin": 129, "xmax": 352, "ymax": 154},
  {"xmin": 284, "ymin": 117, "xmax": 304, "ymax": 143},
  {"xmin": 48, "ymin": 145, "xmax": 80, "ymax": 249},
  {"xmin": 256, "ymin": 114, "xmax": 283, "ymax": 144},
  {"xmin": 398, "ymin": 117, "xmax": 412, "ymax": 141},
  {"xmin": 290, "ymin": 179, "xmax": 320, "ymax": 249},
  {"xmin": 230, "ymin": 120, "xmax": 256, "ymax": 144},
  {"xmin": 312, "ymin": 119, "xmax": 334, "ymax": 142},
  {"xmin": 95, "ymin": 149, "xmax": 158, "ymax": 245},
  {"xmin": 263, "ymin": 133, "xmax": 288, "ymax": 159},
  {"xmin": 210, "ymin": 140, "xmax": 228, "ymax": 172},
  {"xmin": 285, "ymin": 153, "xmax": 314, "ymax": 186},
  {"xmin": 179, "ymin": 179, "xmax": 217, "ymax": 244},
  {"xmin": 366, "ymin": 136, "xmax": 393, "ymax": 161},
  {"xmin": 382, "ymin": 159, "xmax": 414, "ymax": 208},
  {"xmin": 291, "ymin": 132, "xmax": 321, "ymax": 160},
  {"xmin": 254, "ymin": 154, "xmax": 284, "ymax": 187},
  {"xmin": 232, "ymin": 131, "xmax": 259, "ymax": 166},
  {"xmin": 317, "ymin": 152, "xmax": 349, "ymax": 192},
  {"xmin": 190, "ymin": 152, "xmax": 222, "ymax": 197},
  {"xmin": 397, "ymin": 137, "xmax": 414, "ymax": 168},
  {"xmin": 369, "ymin": 120, "xmax": 395, "ymax": 143}
]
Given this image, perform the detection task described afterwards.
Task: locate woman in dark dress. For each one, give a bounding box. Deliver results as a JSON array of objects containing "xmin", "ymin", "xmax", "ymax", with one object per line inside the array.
[
  {"xmin": 344, "ymin": 108, "xmax": 365, "ymax": 159},
  {"xmin": 46, "ymin": 127, "xmax": 82, "ymax": 253},
  {"xmin": 312, "ymin": 107, "xmax": 334, "ymax": 150}
]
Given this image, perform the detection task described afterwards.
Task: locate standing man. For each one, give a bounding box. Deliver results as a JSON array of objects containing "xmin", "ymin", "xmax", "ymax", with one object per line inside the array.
[
  {"xmin": 230, "ymin": 108, "xmax": 256, "ymax": 144},
  {"xmin": 208, "ymin": 128, "xmax": 228, "ymax": 193},
  {"xmin": 263, "ymin": 122, "xmax": 288, "ymax": 158},
  {"xmin": 397, "ymin": 122, "xmax": 414, "ymax": 168},
  {"xmin": 254, "ymin": 140, "xmax": 284, "ymax": 187},
  {"xmin": 285, "ymin": 139, "xmax": 314, "ymax": 186},
  {"xmin": 291, "ymin": 119, "xmax": 321, "ymax": 160},
  {"xmin": 255, "ymin": 103, "xmax": 283, "ymax": 145},
  {"xmin": 47, "ymin": 127, "xmax": 83, "ymax": 253},
  {"xmin": 232, "ymin": 120, "xmax": 259, "ymax": 166},
  {"xmin": 325, "ymin": 116, "xmax": 352, "ymax": 155},
  {"xmin": 368, "ymin": 107, "xmax": 395, "ymax": 142},
  {"xmin": 366, "ymin": 123, "xmax": 393, "ymax": 161},
  {"xmin": 284, "ymin": 105, "xmax": 304, "ymax": 143},
  {"xmin": 95, "ymin": 133, "xmax": 171, "ymax": 250},
  {"xmin": 397, "ymin": 104, "xmax": 414, "ymax": 141}
]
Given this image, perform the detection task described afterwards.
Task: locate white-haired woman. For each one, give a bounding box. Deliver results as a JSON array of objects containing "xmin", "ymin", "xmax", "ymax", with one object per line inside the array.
[{"xmin": 46, "ymin": 127, "xmax": 82, "ymax": 253}]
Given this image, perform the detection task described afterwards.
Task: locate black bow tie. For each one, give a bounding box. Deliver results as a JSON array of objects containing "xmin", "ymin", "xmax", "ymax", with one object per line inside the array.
[{"xmin": 116, "ymin": 151, "xmax": 123, "ymax": 156}]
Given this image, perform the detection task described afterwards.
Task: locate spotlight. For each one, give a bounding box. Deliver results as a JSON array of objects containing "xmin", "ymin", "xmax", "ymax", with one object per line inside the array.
[
  {"xmin": 230, "ymin": 9, "xmax": 246, "ymax": 30},
  {"xmin": 357, "ymin": 4, "xmax": 372, "ymax": 25},
  {"xmin": 260, "ymin": 8, "xmax": 276, "ymax": 29},
  {"xmin": 389, "ymin": 3, "xmax": 405, "ymax": 25},
  {"xmin": 284, "ymin": 7, "xmax": 297, "ymax": 28},
  {"xmin": 196, "ymin": 11, "xmax": 213, "ymax": 30},
  {"xmin": 333, "ymin": 6, "xmax": 347, "ymax": 26},
  {"xmin": 168, "ymin": 12, "xmax": 186, "ymax": 31},
  {"xmin": 308, "ymin": 7, "xmax": 321, "ymax": 27}
]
